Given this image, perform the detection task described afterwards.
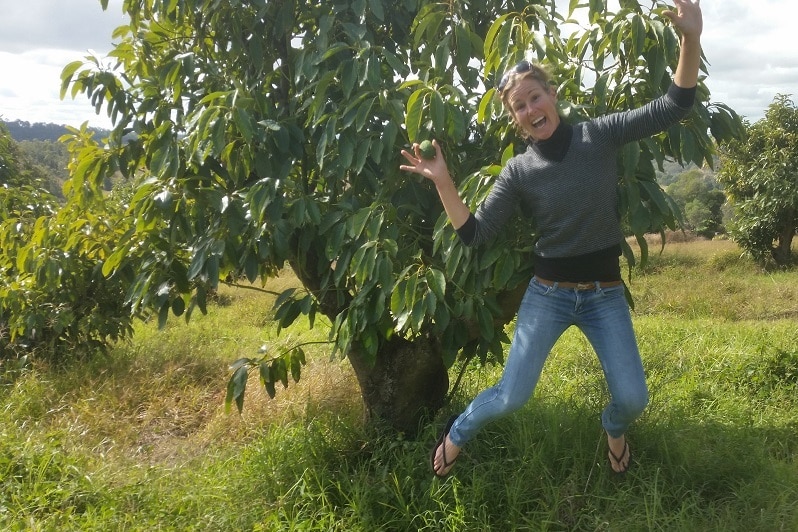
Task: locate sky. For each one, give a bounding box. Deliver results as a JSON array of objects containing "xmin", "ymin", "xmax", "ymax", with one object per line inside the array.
[{"xmin": 1, "ymin": 0, "xmax": 796, "ymax": 130}]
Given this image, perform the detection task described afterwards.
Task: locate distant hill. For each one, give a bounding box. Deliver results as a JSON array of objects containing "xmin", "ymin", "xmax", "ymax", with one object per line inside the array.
[{"xmin": 2, "ymin": 119, "xmax": 110, "ymax": 143}]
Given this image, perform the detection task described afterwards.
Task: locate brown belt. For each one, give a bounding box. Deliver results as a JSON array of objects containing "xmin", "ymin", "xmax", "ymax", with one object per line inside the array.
[{"xmin": 534, "ymin": 276, "xmax": 623, "ymax": 290}]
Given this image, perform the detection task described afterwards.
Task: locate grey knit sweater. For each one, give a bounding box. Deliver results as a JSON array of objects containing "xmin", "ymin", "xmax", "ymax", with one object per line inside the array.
[{"xmin": 460, "ymin": 83, "xmax": 695, "ymax": 260}]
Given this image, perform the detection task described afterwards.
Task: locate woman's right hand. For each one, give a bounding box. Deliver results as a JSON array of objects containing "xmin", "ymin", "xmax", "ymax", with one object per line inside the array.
[
  {"xmin": 399, "ymin": 139, "xmax": 452, "ymax": 186},
  {"xmin": 399, "ymin": 139, "xmax": 472, "ymax": 229}
]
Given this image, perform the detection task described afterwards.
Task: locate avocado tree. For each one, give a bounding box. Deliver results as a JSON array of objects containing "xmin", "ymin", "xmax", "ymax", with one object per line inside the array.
[
  {"xmin": 717, "ymin": 94, "xmax": 798, "ymax": 268},
  {"xmin": 60, "ymin": 0, "xmax": 741, "ymax": 432},
  {"xmin": 1, "ymin": 123, "xmax": 137, "ymax": 359}
]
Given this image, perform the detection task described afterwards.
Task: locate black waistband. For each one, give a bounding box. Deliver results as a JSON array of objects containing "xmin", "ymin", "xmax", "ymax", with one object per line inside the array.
[{"xmin": 533, "ymin": 244, "xmax": 622, "ymax": 282}]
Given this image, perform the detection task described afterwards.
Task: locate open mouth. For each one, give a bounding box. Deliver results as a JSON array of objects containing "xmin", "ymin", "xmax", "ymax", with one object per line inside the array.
[{"xmin": 532, "ymin": 116, "xmax": 546, "ymax": 129}]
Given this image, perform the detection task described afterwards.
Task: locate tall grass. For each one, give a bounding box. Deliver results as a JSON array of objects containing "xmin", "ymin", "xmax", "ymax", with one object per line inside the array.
[{"xmin": 2, "ymin": 240, "xmax": 796, "ymax": 531}]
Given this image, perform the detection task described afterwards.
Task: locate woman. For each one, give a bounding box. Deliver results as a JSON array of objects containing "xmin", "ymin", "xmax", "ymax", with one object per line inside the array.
[{"xmin": 400, "ymin": 0, "xmax": 703, "ymax": 477}]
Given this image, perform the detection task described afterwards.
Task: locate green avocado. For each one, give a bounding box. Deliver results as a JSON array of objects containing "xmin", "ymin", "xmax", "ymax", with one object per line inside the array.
[{"xmin": 419, "ymin": 140, "xmax": 436, "ymax": 160}]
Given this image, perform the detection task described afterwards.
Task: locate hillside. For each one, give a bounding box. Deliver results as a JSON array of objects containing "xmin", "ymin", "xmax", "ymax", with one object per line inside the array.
[{"xmin": 1, "ymin": 119, "xmax": 109, "ymax": 143}]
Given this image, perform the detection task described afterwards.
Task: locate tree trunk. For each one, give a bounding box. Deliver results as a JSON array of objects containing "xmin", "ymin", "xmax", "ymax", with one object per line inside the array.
[
  {"xmin": 346, "ymin": 334, "xmax": 449, "ymax": 436},
  {"xmin": 289, "ymin": 255, "xmax": 449, "ymax": 435},
  {"xmin": 772, "ymin": 208, "xmax": 796, "ymax": 267}
]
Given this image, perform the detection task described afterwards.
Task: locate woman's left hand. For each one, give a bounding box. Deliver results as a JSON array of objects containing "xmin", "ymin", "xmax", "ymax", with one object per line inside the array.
[{"xmin": 663, "ymin": 0, "xmax": 703, "ymax": 39}]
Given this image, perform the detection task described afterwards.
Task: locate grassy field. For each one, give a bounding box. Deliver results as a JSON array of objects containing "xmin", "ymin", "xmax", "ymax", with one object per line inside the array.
[{"xmin": 2, "ymin": 238, "xmax": 797, "ymax": 531}]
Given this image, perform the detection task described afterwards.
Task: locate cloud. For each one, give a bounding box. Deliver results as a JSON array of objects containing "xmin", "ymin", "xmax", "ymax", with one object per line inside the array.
[
  {"xmin": 701, "ymin": 0, "xmax": 798, "ymax": 120},
  {"xmin": 0, "ymin": 0, "xmax": 125, "ymax": 128},
  {"xmin": 0, "ymin": 0, "xmax": 127, "ymax": 54}
]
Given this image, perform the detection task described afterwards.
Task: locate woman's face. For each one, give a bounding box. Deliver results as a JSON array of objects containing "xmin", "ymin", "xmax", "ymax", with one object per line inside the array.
[{"xmin": 506, "ymin": 77, "xmax": 560, "ymax": 142}]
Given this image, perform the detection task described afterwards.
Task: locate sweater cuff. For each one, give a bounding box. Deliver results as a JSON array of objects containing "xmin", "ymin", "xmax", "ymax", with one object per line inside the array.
[
  {"xmin": 668, "ymin": 82, "xmax": 697, "ymax": 109},
  {"xmin": 455, "ymin": 213, "xmax": 477, "ymax": 245}
]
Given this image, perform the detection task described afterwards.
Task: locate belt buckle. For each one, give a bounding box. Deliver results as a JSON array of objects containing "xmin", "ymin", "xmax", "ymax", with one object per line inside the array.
[{"xmin": 576, "ymin": 282, "xmax": 594, "ymax": 290}]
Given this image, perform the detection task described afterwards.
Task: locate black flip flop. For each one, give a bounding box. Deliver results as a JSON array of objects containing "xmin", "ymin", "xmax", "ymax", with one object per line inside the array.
[
  {"xmin": 608, "ymin": 440, "xmax": 631, "ymax": 475},
  {"xmin": 430, "ymin": 415, "xmax": 458, "ymax": 478}
]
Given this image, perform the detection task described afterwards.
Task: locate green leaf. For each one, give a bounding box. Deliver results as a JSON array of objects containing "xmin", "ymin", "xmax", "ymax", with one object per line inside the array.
[
  {"xmin": 348, "ymin": 208, "xmax": 371, "ymax": 239},
  {"xmin": 355, "ymin": 97, "xmax": 375, "ymax": 132},
  {"xmin": 383, "ymin": 121, "xmax": 399, "ymax": 156},
  {"xmin": 339, "ymin": 134, "xmax": 354, "ymax": 169},
  {"xmin": 425, "ymin": 268, "xmax": 446, "ymax": 300},
  {"xmin": 333, "ymin": 247, "xmax": 353, "ymax": 286},
  {"xmin": 195, "ymin": 285, "xmax": 208, "ymax": 315},
  {"xmin": 405, "ymin": 88, "xmax": 426, "ymax": 143},
  {"xmin": 629, "ymin": 202, "xmax": 651, "ymax": 234},
  {"xmin": 622, "ymin": 141, "xmax": 641, "ymax": 180},
  {"xmin": 390, "ymin": 279, "xmax": 406, "ymax": 316},
  {"xmin": 234, "ymin": 107, "xmax": 254, "ymax": 144},
  {"xmin": 663, "ymin": 25, "xmax": 679, "ymax": 64},
  {"xmin": 680, "ymin": 127, "xmax": 697, "ymax": 167},
  {"xmin": 479, "ymin": 244, "xmax": 504, "ymax": 269},
  {"xmin": 493, "ymin": 254, "xmax": 515, "ymax": 288},
  {"xmin": 445, "ymin": 243, "xmax": 463, "ymax": 279},
  {"xmin": 410, "ymin": 297, "xmax": 426, "ymax": 333},
  {"xmin": 276, "ymin": 299, "xmax": 302, "ymax": 331},
  {"xmin": 477, "ymin": 92, "xmax": 493, "ymax": 124},
  {"xmin": 244, "ymin": 253, "xmax": 259, "ymax": 283},
  {"xmin": 639, "ymin": 180, "xmax": 671, "ymax": 218},
  {"xmin": 353, "ymin": 243, "xmax": 377, "ymax": 286},
  {"xmin": 477, "ymin": 304, "xmax": 494, "ymax": 342},
  {"xmin": 637, "ymin": 233, "xmax": 649, "ymax": 267},
  {"xmin": 290, "ymin": 349, "xmax": 304, "ymax": 382},
  {"xmin": 102, "ymin": 242, "xmax": 131, "ymax": 276},
  {"xmin": 631, "ymin": 14, "xmax": 646, "ymax": 58},
  {"xmin": 59, "ymin": 60, "xmax": 84, "ymax": 97},
  {"xmin": 275, "ymin": 358, "xmax": 289, "ymax": 389},
  {"xmin": 620, "ymin": 238, "xmax": 637, "ymax": 277},
  {"xmin": 225, "ymin": 365, "xmax": 248, "ymax": 414},
  {"xmin": 431, "ymin": 92, "xmax": 445, "ymax": 132},
  {"xmin": 274, "ymin": 287, "xmax": 297, "ymax": 310},
  {"xmin": 484, "ymin": 15, "xmax": 505, "ymax": 70},
  {"xmin": 589, "ymin": 0, "xmax": 603, "ymax": 23},
  {"xmin": 158, "ymin": 302, "xmax": 170, "ymax": 329},
  {"xmin": 319, "ymin": 211, "xmax": 344, "ymax": 235},
  {"xmin": 260, "ymin": 361, "xmax": 275, "ymax": 399},
  {"xmin": 361, "ymin": 326, "xmax": 379, "ymax": 358},
  {"xmin": 341, "ymin": 59, "xmax": 358, "ymax": 99},
  {"xmin": 377, "ymin": 253, "xmax": 393, "ymax": 290},
  {"xmin": 187, "ymin": 244, "xmax": 207, "ymax": 281}
]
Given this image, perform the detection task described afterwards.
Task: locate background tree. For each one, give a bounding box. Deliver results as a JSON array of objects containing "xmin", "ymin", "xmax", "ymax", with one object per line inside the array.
[
  {"xmin": 665, "ymin": 167, "xmax": 726, "ymax": 238},
  {"xmin": 0, "ymin": 124, "xmax": 51, "ymax": 191},
  {"xmin": 16, "ymin": 139, "xmax": 70, "ymax": 200},
  {"xmin": 56, "ymin": 0, "xmax": 742, "ymax": 432},
  {"xmin": 0, "ymin": 123, "xmax": 136, "ymax": 359},
  {"xmin": 717, "ymin": 94, "xmax": 798, "ymax": 268}
]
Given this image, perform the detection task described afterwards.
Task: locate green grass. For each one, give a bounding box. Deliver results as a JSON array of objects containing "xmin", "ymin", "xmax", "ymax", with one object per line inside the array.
[{"xmin": 2, "ymin": 240, "xmax": 797, "ymax": 531}]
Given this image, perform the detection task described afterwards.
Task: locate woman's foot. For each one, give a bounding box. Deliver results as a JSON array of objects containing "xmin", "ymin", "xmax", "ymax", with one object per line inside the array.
[
  {"xmin": 432, "ymin": 434, "xmax": 461, "ymax": 477},
  {"xmin": 430, "ymin": 415, "xmax": 461, "ymax": 477},
  {"xmin": 607, "ymin": 433, "xmax": 631, "ymax": 474}
]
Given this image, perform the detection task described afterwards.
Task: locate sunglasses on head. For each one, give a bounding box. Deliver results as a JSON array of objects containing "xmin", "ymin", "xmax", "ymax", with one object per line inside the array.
[{"xmin": 497, "ymin": 60, "xmax": 532, "ymax": 93}]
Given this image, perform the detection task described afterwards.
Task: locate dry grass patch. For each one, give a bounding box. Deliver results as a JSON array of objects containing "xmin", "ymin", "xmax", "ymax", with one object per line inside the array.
[
  {"xmin": 16, "ymin": 273, "xmax": 363, "ymax": 469},
  {"xmin": 622, "ymin": 237, "xmax": 798, "ymax": 321}
]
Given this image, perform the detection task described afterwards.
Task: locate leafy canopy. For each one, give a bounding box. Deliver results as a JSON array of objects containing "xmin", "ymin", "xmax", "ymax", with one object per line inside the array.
[{"xmin": 53, "ymin": 0, "xmax": 743, "ymax": 402}]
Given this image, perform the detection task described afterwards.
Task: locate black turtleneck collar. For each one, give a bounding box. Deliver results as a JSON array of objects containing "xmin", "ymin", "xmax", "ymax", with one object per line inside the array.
[{"xmin": 529, "ymin": 119, "xmax": 573, "ymax": 163}]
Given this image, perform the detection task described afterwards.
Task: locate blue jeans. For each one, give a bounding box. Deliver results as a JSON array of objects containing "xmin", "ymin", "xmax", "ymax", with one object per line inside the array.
[{"xmin": 448, "ymin": 277, "xmax": 649, "ymax": 446}]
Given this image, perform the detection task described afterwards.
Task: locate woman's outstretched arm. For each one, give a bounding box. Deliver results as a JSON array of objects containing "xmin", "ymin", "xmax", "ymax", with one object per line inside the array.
[{"xmin": 664, "ymin": 0, "xmax": 703, "ymax": 88}]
